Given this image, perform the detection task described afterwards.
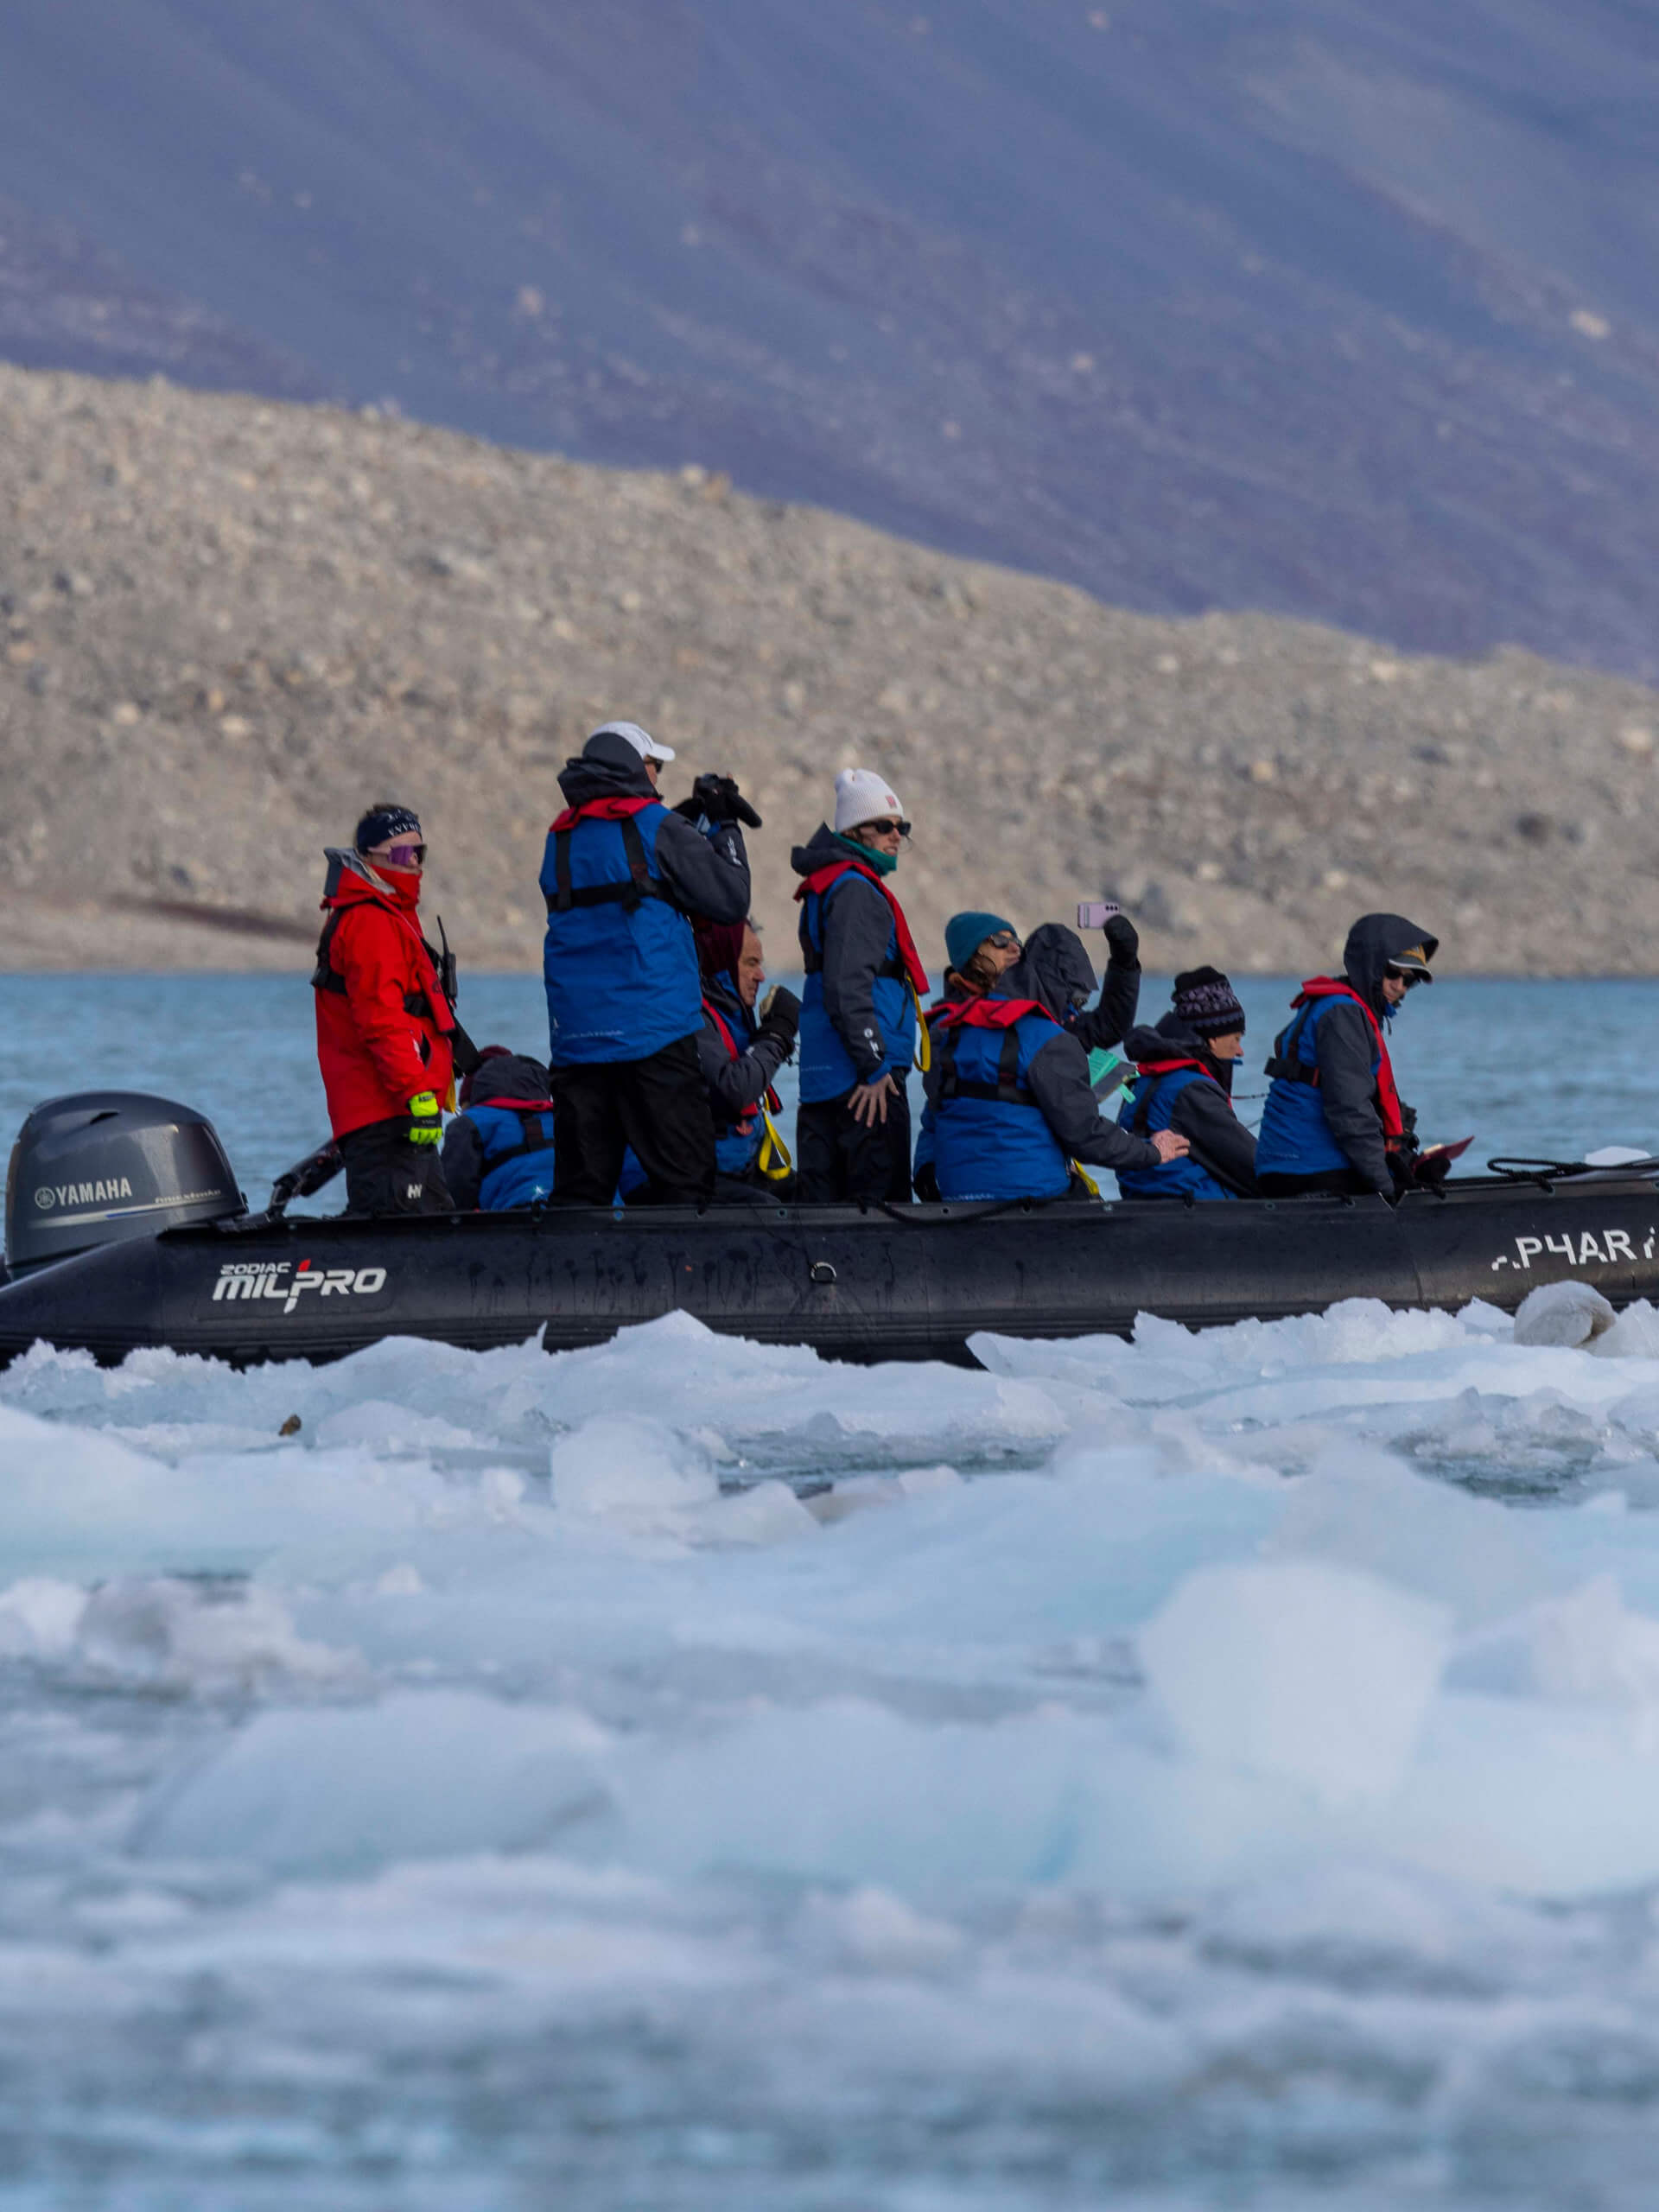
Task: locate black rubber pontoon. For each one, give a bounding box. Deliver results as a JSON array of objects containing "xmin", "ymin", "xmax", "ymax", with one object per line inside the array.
[{"xmin": 1, "ymin": 1170, "xmax": 1656, "ymax": 1369}]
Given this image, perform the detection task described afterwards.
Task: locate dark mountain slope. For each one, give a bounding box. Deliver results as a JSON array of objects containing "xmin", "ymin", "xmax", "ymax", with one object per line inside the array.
[{"xmin": 4, "ymin": 2, "xmax": 1659, "ymax": 670}]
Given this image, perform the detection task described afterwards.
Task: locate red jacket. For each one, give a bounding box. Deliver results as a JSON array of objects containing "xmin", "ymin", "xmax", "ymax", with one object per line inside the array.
[{"xmin": 313, "ymin": 855, "xmax": 456, "ymax": 1139}]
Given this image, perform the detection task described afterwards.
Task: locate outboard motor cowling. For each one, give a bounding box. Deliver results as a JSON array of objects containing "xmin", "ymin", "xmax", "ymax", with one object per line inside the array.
[{"xmin": 5, "ymin": 1092, "xmax": 243, "ymax": 1275}]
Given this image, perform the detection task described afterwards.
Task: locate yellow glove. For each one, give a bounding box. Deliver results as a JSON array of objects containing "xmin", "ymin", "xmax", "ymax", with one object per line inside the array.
[{"xmin": 407, "ymin": 1091, "xmax": 442, "ymax": 1147}]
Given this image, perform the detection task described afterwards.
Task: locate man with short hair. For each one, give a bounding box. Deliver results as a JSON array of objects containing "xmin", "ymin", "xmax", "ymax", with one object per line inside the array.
[
  {"xmin": 313, "ymin": 803, "xmax": 460, "ymax": 1215},
  {"xmin": 541, "ymin": 721, "xmax": 753, "ymax": 1205},
  {"xmin": 791, "ymin": 769, "xmax": 929, "ymax": 1203}
]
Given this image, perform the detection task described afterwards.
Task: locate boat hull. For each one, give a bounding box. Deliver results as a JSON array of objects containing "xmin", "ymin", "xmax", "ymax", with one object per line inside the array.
[{"xmin": 0, "ymin": 1176, "xmax": 1653, "ymax": 1370}]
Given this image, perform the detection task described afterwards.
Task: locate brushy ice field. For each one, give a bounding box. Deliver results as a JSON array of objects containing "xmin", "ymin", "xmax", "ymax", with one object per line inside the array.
[
  {"xmin": 7, "ymin": 1295, "xmax": 1659, "ymax": 2210},
  {"xmin": 5, "ymin": 973, "xmax": 1659, "ymax": 2209}
]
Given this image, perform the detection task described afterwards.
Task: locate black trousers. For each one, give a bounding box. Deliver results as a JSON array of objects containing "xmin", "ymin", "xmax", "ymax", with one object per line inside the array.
[
  {"xmin": 337, "ymin": 1116, "xmax": 454, "ymax": 1216},
  {"xmin": 1257, "ymin": 1166, "xmax": 1376, "ymax": 1198},
  {"xmin": 796, "ymin": 1084, "xmax": 912, "ymax": 1205},
  {"xmin": 553, "ymin": 1034, "xmax": 716, "ymax": 1206}
]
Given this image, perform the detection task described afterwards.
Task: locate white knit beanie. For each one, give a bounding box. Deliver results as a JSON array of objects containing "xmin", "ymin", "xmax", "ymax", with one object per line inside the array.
[{"xmin": 833, "ymin": 767, "xmax": 904, "ymax": 833}]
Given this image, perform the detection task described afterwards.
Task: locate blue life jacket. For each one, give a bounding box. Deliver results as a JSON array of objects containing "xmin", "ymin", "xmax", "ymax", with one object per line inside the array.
[
  {"xmin": 703, "ymin": 987, "xmax": 769, "ymax": 1176},
  {"xmin": 797, "ymin": 865, "xmax": 918, "ymax": 1103},
  {"xmin": 540, "ymin": 799, "xmax": 701, "ymax": 1066},
  {"xmin": 1116, "ymin": 1062, "xmax": 1236, "ymax": 1201},
  {"xmin": 1255, "ymin": 992, "xmax": 1381, "ymax": 1178},
  {"xmin": 467, "ymin": 1101, "xmax": 557, "ymax": 1209},
  {"xmin": 931, "ymin": 1000, "xmax": 1071, "ymax": 1201}
]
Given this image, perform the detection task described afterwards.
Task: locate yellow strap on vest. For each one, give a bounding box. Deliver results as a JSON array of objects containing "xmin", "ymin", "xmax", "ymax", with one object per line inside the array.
[
  {"xmin": 1070, "ymin": 1160, "xmax": 1103, "ymax": 1198},
  {"xmin": 757, "ymin": 1104, "xmax": 794, "ymax": 1182},
  {"xmin": 910, "ymin": 984, "xmax": 931, "ymax": 1073}
]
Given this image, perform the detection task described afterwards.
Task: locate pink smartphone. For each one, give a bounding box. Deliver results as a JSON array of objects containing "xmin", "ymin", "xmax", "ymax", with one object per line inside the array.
[{"xmin": 1077, "ymin": 899, "xmax": 1122, "ymax": 930}]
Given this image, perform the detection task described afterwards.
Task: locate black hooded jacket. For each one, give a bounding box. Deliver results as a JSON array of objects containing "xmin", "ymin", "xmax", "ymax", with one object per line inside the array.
[
  {"xmin": 1123, "ymin": 1014, "xmax": 1259, "ymax": 1195},
  {"xmin": 1068, "ymin": 913, "xmax": 1141, "ymax": 1053},
  {"xmin": 924, "ymin": 924, "xmax": 1161, "ymax": 1179},
  {"xmin": 556, "ymin": 747, "xmax": 751, "ymax": 925},
  {"xmin": 1268, "ymin": 912, "xmax": 1436, "ymax": 1192},
  {"xmin": 440, "ymin": 1052, "xmax": 553, "ymax": 1210},
  {"xmin": 790, "ymin": 823, "xmax": 912, "ymax": 1085},
  {"xmin": 698, "ymin": 971, "xmax": 791, "ymax": 1124}
]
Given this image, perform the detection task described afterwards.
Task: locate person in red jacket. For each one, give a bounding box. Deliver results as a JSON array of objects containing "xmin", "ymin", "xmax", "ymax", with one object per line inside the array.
[{"xmin": 313, "ymin": 802, "xmax": 461, "ymax": 1215}]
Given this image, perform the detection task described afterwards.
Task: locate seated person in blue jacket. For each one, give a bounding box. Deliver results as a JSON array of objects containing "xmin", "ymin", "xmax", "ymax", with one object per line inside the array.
[
  {"xmin": 1255, "ymin": 913, "xmax": 1437, "ymax": 1198},
  {"xmin": 923, "ymin": 924, "xmax": 1189, "ymax": 1201},
  {"xmin": 1115, "ymin": 969, "xmax": 1259, "ymax": 1200},
  {"xmin": 617, "ymin": 918, "xmax": 801, "ymax": 1204},
  {"xmin": 440, "ymin": 1046, "xmax": 556, "ymax": 1209},
  {"xmin": 916, "ymin": 906, "xmax": 1147, "ymax": 1198},
  {"xmin": 693, "ymin": 917, "xmax": 800, "ymax": 1198}
]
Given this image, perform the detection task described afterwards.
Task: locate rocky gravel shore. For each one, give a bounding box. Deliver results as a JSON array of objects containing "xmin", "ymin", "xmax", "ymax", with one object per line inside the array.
[{"xmin": 3, "ymin": 364, "xmax": 1657, "ymax": 977}]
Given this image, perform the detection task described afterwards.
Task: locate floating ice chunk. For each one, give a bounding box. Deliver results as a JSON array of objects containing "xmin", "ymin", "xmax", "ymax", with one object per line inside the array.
[
  {"xmin": 133, "ymin": 1690, "xmax": 612, "ymax": 1873},
  {"xmin": 1451, "ymin": 1575, "xmax": 1659, "ymax": 1718},
  {"xmin": 709, "ymin": 1478, "xmax": 817, "ymax": 1546},
  {"xmin": 1139, "ymin": 1560, "xmax": 1452, "ymax": 1806},
  {"xmin": 1585, "ymin": 1145, "xmax": 1652, "ymax": 1166},
  {"xmin": 550, "ymin": 1413, "xmax": 720, "ymax": 1526},
  {"xmin": 0, "ymin": 1577, "xmax": 86, "ymax": 1658},
  {"xmin": 537, "ymin": 1313, "xmax": 1065, "ymax": 1471},
  {"xmin": 1273, "ymin": 1450, "xmax": 1557, "ymax": 1625},
  {"xmin": 1513, "ymin": 1281, "xmax": 1617, "ymax": 1348},
  {"xmin": 796, "ymin": 1885, "xmax": 963, "ymax": 1976},
  {"xmin": 77, "ymin": 1577, "xmax": 362, "ymax": 1696},
  {"xmin": 1590, "ymin": 1299, "xmax": 1659, "ymax": 1360},
  {"xmin": 314, "ymin": 1399, "xmax": 476, "ymax": 1452}
]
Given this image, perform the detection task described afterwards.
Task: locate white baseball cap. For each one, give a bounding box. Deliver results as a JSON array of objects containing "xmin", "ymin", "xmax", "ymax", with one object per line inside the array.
[
  {"xmin": 590, "ymin": 719, "xmax": 677, "ymax": 765},
  {"xmin": 834, "ymin": 767, "xmax": 906, "ymax": 832}
]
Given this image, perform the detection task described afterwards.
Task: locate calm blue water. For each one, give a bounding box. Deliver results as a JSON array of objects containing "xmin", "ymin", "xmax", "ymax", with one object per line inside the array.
[{"xmin": 0, "ymin": 972, "xmax": 1643, "ymax": 1208}]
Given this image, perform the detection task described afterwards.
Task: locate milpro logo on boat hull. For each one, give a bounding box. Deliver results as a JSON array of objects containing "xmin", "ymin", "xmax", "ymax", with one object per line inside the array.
[{"xmin": 213, "ymin": 1259, "xmax": 388, "ymax": 1315}]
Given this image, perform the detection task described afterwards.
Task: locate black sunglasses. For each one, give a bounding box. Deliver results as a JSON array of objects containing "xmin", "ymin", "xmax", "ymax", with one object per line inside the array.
[{"xmin": 860, "ymin": 817, "xmax": 912, "ymax": 838}]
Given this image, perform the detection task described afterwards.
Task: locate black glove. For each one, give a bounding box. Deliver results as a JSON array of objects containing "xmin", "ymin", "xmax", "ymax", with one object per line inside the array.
[
  {"xmin": 674, "ymin": 772, "xmax": 762, "ymax": 830},
  {"xmin": 913, "ymin": 1160, "xmax": 941, "ymax": 1202},
  {"xmin": 1385, "ymin": 1150, "xmax": 1415, "ymax": 1199},
  {"xmin": 757, "ymin": 983, "xmax": 800, "ymax": 1046},
  {"xmin": 1103, "ymin": 912, "xmax": 1140, "ymax": 966},
  {"xmin": 1414, "ymin": 1149, "xmax": 1451, "ymax": 1188}
]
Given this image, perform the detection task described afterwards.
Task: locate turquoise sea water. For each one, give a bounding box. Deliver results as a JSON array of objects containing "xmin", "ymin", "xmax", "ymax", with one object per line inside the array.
[{"xmin": 0, "ymin": 971, "xmax": 1646, "ymax": 1205}]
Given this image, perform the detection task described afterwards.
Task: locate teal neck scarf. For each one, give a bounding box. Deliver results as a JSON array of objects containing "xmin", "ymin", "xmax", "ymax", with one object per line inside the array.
[{"xmin": 832, "ymin": 832, "xmax": 896, "ymax": 878}]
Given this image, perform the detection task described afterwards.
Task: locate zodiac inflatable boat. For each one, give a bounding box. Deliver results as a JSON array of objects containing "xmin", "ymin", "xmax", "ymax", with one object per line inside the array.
[{"xmin": 2, "ymin": 1091, "xmax": 1656, "ymax": 1370}]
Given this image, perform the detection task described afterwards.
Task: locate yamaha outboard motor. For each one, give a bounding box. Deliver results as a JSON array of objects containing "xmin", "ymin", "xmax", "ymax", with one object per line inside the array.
[{"xmin": 5, "ymin": 1092, "xmax": 244, "ymax": 1276}]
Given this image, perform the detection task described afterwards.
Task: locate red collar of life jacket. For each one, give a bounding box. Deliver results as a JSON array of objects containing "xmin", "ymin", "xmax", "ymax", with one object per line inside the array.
[
  {"xmin": 321, "ymin": 871, "xmax": 454, "ymax": 1030},
  {"xmin": 1293, "ymin": 977, "xmax": 1405, "ymax": 1141},
  {"xmin": 935, "ymin": 995, "xmax": 1058, "ymax": 1033},
  {"xmin": 1134, "ymin": 1054, "xmax": 1235, "ymax": 1115},
  {"xmin": 793, "ymin": 857, "xmax": 929, "ymax": 996},
  {"xmin": 472, "ymin": 1094, "xmax": 554, "ymax": 1116},
  {"xmin": 549, "ymin": 793, "xmax": 658, "ymax": 834},
  {"xmin": 702, "ymin": 995, "xmax": 779, "ymax": 1119}
]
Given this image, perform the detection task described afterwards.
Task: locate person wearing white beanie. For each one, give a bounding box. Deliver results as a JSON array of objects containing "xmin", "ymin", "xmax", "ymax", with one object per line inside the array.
[{"xmin": 790, "ymin": 768, "xmax": 929, "ymax": 1202}]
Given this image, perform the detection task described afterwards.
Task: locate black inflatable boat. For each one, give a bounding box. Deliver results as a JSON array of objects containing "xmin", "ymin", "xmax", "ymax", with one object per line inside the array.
[{"xmin": 2, "ymin": 1091, "xmax": 1657, "ymax": 1370}]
